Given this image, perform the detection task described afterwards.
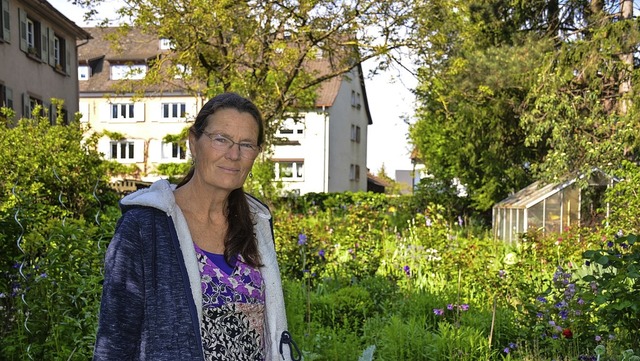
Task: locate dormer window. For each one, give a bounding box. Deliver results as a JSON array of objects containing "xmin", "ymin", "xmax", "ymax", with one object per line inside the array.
[
  {"xmin": 111, "ymin": 64, "xmax": 147, "ymax": 80},
  {"xmin": 159, "ymin": 38, "xmax": 172, "ymax": 50},
  {"xmin": 78, "ymin": 65, "xmax": 90, "ymax": 80}
]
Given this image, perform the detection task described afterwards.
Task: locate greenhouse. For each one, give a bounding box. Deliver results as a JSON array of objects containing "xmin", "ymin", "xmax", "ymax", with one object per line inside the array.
[{"xmin": 492, "ymin": 171, "xmax": 613, "ymax": 243}]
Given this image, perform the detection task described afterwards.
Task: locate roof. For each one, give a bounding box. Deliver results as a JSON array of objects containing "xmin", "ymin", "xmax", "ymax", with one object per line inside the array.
[
  {"xmin": 29, "ymin": 0, "xmax": 92, "ymax": 40},
  {"xmin": 77, "ymin": 27, "xmax": 365, "ymax": 112}
]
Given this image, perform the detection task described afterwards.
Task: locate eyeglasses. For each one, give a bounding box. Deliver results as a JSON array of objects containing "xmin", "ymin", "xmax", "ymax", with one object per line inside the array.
[{"xmin": 202, "ymin": 131, "xmax": 261, "ymax": 159}]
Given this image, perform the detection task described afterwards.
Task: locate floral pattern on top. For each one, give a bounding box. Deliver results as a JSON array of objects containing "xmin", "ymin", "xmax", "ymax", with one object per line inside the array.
[{"xmin": 194, "ymin": 244, "xmax": 265, "ymax": 360}]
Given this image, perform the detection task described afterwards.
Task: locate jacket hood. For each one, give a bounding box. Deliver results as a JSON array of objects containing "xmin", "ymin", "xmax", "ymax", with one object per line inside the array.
[
  {"xmin": 120, "ymin": 179, "xmax": 178, "ymax": 215},
  {"xmin": 119, "ymin": 179, "xmax": 271, "ymax": 219}
]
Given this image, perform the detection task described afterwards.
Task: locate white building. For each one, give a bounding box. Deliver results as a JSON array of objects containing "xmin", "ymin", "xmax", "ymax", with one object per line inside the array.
[
  {"xmin": 78, "ymin": 27, "xmax": 372, "ymax": 193},
  {"xmin": 0, "ymin": 0, "xmax": 90, "ymax": 121}
]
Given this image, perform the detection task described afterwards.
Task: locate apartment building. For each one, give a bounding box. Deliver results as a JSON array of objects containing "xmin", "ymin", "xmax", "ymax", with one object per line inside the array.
[
  {"xmin": 0, "ymin": 0, "xmax": 90, "ymax": 122},
  {"xmin": 78, "ymin": 26, "xmax": 372, "ymax": 194}
]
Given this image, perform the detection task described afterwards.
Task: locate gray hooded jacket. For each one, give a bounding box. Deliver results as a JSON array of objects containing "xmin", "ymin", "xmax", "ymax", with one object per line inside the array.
[{"xmin": 93, "ymin": 179, "xmax": 298, "ymax": 360}]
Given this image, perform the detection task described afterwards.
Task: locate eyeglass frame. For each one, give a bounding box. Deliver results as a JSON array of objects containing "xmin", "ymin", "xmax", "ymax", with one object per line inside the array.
[{"xmin": 200, "ymin": 130, "xmax": 262, "ymax": 159}]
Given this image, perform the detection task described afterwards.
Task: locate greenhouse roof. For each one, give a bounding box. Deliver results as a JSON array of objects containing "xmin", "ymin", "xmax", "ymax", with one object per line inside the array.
[
  {"xmin": 493, "ymin": 180, "xmax": 571, "ymax": 209},
  {"xmin": 493, "ymin": 169, "xmax": 613, "ymax": 210}
]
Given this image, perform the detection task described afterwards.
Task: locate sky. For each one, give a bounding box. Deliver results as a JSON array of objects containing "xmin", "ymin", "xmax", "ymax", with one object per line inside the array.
[{"xmin": 48, "ymin": 0, "xmax": 418, "ymax": 178}]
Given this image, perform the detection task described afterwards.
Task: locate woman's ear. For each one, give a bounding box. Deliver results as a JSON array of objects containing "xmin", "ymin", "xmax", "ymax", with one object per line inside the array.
[{"xmin": 188, "ymin": 131, "xmax": 197, "ymax": 161}]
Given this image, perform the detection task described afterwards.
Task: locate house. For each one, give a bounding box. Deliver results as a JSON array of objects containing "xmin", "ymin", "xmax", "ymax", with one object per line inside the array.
[
  {"xmin": 77, "ymin": 26, "xmax": 372, "ymax": 194},
  {"xmin": 492, "ymin": 170, "xmax": 615, "ymax": 243},
  {"xmin": 0, "ymin": 0, "xmax": 90, "ymax": 122}
]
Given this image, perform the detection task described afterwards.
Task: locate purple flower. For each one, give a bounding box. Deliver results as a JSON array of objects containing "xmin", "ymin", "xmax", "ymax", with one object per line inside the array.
[
  {"xmin": 433, "ymin": 308, "xmax": 444, "ymax": 316},
  {"xmin": 536, "ymin": 296, "xmax": 548, "ymax": 303},
  {"xmin": 585, "ymin": 260, "xmax": 591, "ymax": 266},
  {"xmin": 607, "ymin": 241, "xmax": 614, "ymax": 248},
  {"xmin": 458, "ymin": 216, "xmax": 463, "ymax": 226},
  {"xmin": 459, "ymin": 304, "xmax": 469, "ymax": 311},
  {"xmin": 536, "ymin": 312, "xmax": 544, "ymax": 318},
  {"xmin": 509, "ymin": 342, "xmax": 517, "ymax": 349},
  {"xmin": 403, "ymin": 265, "xmax": 410, "ymax": 276},
  {"xmin": 318, "ymin": 249, "xmax": 325, "ymax": 258},
  {"xmin": 595, "ymin": 335, "xmax": 601, "ymax": 342},
  {"xmin": 498, "ymin": 270, "xmax": 506, "ymax": 278},
  {"xmin": 548, "ymin": 320, "xmax": 556, "ymax": 326},
  {"xmin": 298, "ymin": 234, "xmax": 307, "ymax": 246},
  {"xmin": 577, "ymin": 298, "xmax": 584, "ymax": 305},
  {"xmin": 503, "ymin": 347, "xmax": 510, "ymax": 354},
  {"xmin": 559, "ymin": 310, "xmax": 568, "ymax": 319},
  {"xmin": 447, "ymin": 304, "xmax": 454, "ymax": 310}
]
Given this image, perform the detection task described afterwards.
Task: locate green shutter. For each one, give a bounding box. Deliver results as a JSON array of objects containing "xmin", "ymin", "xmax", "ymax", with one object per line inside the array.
[
  {"xmin": 1, "ymin": 0, "xmax": 10, "ymax": 42},
  {"xmin": 41, "ymin": 27, "xmax": 48, "ymax": 63},
  {"xmin": 66, "ymin": 45, "xmax": 71, "ymax": 74},
  {"xmin": 22, "ymin": 93, "xmax": 29, "ymax": 118},
  {"xmin": 48, "ymin": 27, "xmax": 55, "ymax": 66},
  {"xmin": 18, "ymin": 8, "xmax": 26, "ymax": 52},
  {"xmin": 5, "ymin": 87, "xmax": 12, "ymax": 110}
]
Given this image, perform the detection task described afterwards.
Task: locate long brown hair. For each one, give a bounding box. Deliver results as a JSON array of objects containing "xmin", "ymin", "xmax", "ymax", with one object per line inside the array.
[{"xmin": 177, "ymin": 92, "xmax": 265, "ymax": 267}]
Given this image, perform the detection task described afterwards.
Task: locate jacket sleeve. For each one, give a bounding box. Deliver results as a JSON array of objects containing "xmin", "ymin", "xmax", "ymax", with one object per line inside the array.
[{"xmin": 93, "ymin": 213, "xmax": 145, "ymax": 360}]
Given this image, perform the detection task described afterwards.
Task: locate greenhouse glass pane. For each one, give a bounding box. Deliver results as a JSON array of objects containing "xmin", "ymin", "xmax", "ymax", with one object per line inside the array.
[
  {"xmin": 517, "ymin": 209, "xmax": 524, "ymax": 236},
  {"xmin": 564, "ymin": 186, "xmax": 580, "ymax": 227},
  {"xmin": 528, "ymin": 202, "xmax": 544, "ymax": 231},
  {"xmin": 546, "ymin": 191, "xmax": 561, "ymax": 234}
]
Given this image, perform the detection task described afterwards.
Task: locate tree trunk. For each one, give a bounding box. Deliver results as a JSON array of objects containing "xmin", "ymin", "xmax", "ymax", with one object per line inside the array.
[{"xmin": 619, "ymin": 0, "xmax": 633, "ymax": 115}]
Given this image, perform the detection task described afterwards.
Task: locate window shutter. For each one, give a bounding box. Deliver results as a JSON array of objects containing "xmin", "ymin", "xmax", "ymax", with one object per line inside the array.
[
  {"xmin": 1, "ymin": 0, "xmax": 10, "ymax": 42},
  {"xmin": 4, "ymin": 87, "xmax": 12, "ymax": 110},
  {"xmin": 48, "ymin": 27, "xmax": 55, "ymax": 66},
  {"xmin": 134, "ymin": 102, "xmax": 145, "ymax": 122},
  {"xmin": 149, "ymin": 139, "xmax": 162, "ymax": 162},
  {"xmin": 79, "ymin": 101, "xmax": 89, "ymax": 123},
  {"xmin": 66, "ymin": 46, "xmax": 71, "ymax": 74},
  {"xmin": 134, "ymin": 139, "xmax": 145, "ymax": 162},
  {"xmin": 22, "ymin": 93, "xmax": 30, "ymax": 118},
  {"xmin": 18, "ymin": 8, "xmax": 26, "ymax": 51},
  {"xmin": 40, "ymin": 27, "xmax": 48, "ymax": 63}
]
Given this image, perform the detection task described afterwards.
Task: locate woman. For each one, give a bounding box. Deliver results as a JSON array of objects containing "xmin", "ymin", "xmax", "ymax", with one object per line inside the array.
[{"xmin": 93, "ymin": 92, "xmax": 300, "ymax": 360}]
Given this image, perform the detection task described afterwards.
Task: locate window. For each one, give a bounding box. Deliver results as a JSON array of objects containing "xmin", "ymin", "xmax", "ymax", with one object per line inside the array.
[
  {"xmin": 26, "ymin": 18, "xmax": 34, "ymax": 48},
  {"xmin": 350, "ymin": 90, "xmax": 361, "ymax": 109},
  {"xmin": 111, "ymin": 64, "xmax": 147, "ymax": 80},
  {"xmin": 350, "ymin": 125, "xmax": 361, "ymax": 143},
  {"xmin": 110, "ymin": 140, "xmax": 135, "ymax": 160},
  {"xmin": 22, "ymin": 93, "xmax": 42, "ymax": 118},
  {"xmin": 163, "ymin": 141, "xmax": 187, "ymax": 160},
  {"xmin": 19, "ymin": 9, "xmax": 45, "ymax": 60},
  {"xmin": 1, "ymin": 0, "xmax": 10, "ymax": 43},
  {"xmin": 78, "ymin": 65, "xmax": 90, "ymax": 80},
  {"xmin": 276, "ymin": 117, "xmax": 304, "ymax": 139},
  {"xmin": 159, "ymin": 38, "xmax": 172, "ymax": 50},
  {"xmin": 161, "ymin": 102, "xmax": 186, "ymax": 120},
  {"xmin": 107, "ymin": 102, "xmax": 144, "ymax": 122},
  {"xmin": 350, "ymin": 164, "xmax": 361, "ymax": 182},
  {"xmin": 47, "ymin": 30, "xmax": 68, "ymax": 72},
  {"xmin": 276, "ymin": 161, "xmax": 304, "ymax": 180},
  {"xmin": 0, "ymin": 83, "xmax": 13, "ymax": 110},
  {"xmin": 48, "ymin": 103, "xmax": 68, "ymax": 125},
  {"xmin": 111, "ymin": 103, "xmax": 135, "ymax": 120}
]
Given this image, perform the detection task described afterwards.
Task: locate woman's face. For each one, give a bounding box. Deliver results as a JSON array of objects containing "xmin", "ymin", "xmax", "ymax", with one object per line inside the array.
[{"xmin": 190, "ymin": 108, "xmax": 260, "ymax": 194}]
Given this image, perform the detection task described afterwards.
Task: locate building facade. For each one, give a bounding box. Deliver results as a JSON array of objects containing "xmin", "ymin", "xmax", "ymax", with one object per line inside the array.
[
  {"xmin": 0, "ymin": 0, "xmax": 90, "ymax": 122},
  {"xmin": 78, "ymin": 27, "xmax": 371, "ymax": 194}
]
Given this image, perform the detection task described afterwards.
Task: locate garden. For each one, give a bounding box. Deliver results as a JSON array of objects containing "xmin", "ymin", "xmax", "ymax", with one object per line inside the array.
[{"xmin": 1, "ymin": 115, "xmax": 640, "ymax": 361}]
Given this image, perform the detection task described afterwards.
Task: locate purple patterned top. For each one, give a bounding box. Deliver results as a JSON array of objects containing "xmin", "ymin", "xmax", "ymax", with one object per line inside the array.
[{"xmin": 194, "ymin": 243, "xmax": 265, "ymax": 360}]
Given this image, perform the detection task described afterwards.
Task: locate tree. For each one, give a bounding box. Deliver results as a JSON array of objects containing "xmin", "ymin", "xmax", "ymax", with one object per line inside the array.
[
  {"xmin": 409, "ymin": 1, "xmax": 551, "ymax": 212},
  {"xmin": 71, "ymin": 0, "xmax": 417, "ymax": 146},
  {"xmin": 0, "ymin": 104, "xmax": 119, "ymax": 359},
  {"xmin": 520, "ymin": 0, "xmax": 640, "ymax": 180},
  {"xmin": 409, "ymin": 0, "xmax": 640, "ymax": 214}
]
